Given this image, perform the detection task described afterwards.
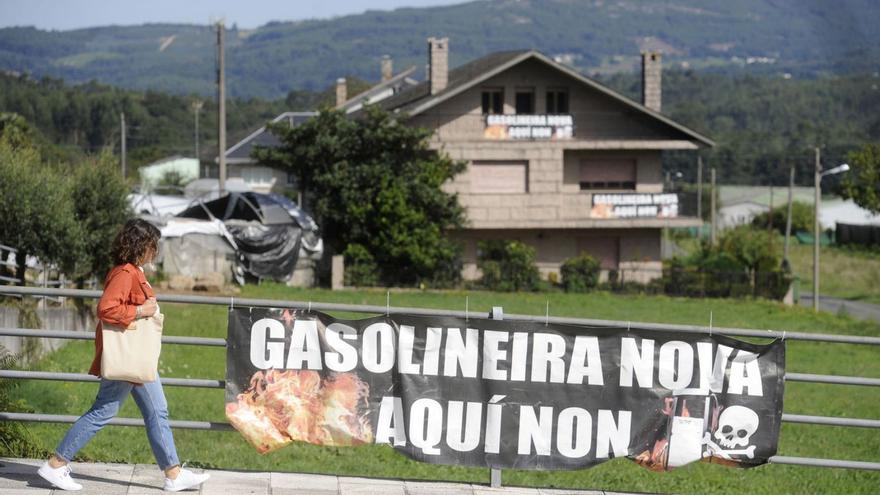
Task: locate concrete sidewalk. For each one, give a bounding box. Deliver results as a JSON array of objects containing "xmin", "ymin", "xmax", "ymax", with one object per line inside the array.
[{"xmin": 0, "ymin": 458, "xmax": 633, "ymax": 494}]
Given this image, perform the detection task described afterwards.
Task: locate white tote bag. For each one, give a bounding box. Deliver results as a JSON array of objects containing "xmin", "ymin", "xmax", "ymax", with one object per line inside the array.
[{"xmin": 101, "ymin": 310, "xmax": 164, "ymax": 383}]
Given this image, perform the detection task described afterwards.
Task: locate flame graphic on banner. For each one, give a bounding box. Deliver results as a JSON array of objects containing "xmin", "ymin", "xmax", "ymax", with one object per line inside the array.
[{"xmin": 226, "ymin": 369, "xmax": 373, "ymax": 453}]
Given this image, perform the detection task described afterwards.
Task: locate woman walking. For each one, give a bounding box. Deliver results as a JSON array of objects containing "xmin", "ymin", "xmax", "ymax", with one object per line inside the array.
[{"xmin": 38, "ymin": 219, "xmax": 209, "ymax": 492}]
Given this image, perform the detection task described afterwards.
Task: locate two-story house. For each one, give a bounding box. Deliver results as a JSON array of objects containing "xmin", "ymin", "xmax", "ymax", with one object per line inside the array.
[{"xmin": 372, "ymin": 38, "xmax": 712, "ymax": 281}]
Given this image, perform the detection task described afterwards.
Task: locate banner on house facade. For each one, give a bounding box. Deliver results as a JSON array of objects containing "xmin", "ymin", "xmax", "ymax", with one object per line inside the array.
[
  {"xmin": 483, "ymin": 114, "xmax": 574, "ymax": 140},
  {"xmin": 225, "ymin": 308, "xmax": 784, "ymax": 471},
  {"xmin": 590, "ymin": 193, "xmax": 679, "ymax": 219}
]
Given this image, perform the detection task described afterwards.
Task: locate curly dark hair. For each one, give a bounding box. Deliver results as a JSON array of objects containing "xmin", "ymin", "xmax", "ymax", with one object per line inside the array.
[{"xmin": 111, "ymin": 219, "xmax": 161, "ymax": 266}]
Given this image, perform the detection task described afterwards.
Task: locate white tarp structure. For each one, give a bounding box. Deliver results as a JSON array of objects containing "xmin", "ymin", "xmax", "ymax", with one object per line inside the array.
[
  {"xmin": 819, "ymin": 199, "xmax": 880, "ymax": 227},
  {"xmin": 147, "ymin": 194, "xmax": 323, "ymax": 286},
  {"xmin": 158, "ymin": 218, "xmax": 244, "ymax": 285},
  {"xmin": 130, "ymin": 193, "xmax": 192, "ymax": 219}
]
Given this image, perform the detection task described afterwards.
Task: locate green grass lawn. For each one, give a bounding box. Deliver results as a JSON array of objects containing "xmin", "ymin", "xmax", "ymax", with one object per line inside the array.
[
  {"xmin": 786, "ymin": 244, "xmax": 880, "ymax": 305},
  {"xmin": 7, "ymin": 286, "xmax": 880, "ymax": 494}
]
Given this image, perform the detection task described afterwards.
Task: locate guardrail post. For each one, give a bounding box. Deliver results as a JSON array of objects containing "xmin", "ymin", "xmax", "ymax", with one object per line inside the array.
[{"xmin": 489, "ymin": 305, "xmax": 503, "ymax": 488}]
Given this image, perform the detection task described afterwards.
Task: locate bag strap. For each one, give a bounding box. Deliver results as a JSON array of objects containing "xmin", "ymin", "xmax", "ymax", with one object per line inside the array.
[{"xmin": 134, "ymin": 267, "xmax": 153, "ymax": 301}]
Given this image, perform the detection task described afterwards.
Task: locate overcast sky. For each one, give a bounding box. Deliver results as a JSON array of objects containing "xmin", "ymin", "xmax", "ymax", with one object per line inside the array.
[{"xmin": 0, "ymin": 0, "xmax": 469, "ymax": 30}]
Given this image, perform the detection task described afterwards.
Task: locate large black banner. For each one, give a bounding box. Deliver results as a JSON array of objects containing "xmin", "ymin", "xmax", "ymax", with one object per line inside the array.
[{"xmin": 225, "ymin": 308, "xmax": 784, "ymax": 471}]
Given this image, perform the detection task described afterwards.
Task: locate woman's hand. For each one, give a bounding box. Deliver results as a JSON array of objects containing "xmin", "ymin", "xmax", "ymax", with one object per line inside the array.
[{"xmin": 138, "ymin": 298, "xmax": 158, "ymax": 318}]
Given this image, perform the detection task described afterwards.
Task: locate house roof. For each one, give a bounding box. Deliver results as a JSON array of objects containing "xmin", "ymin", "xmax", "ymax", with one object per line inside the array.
[
  {"xmin": 224, "ymin": 112, "xmax": 317, "ymax": 163},
  {"xmin": 223, "ymin": 69, "xmax": 420, "ymax": 164},
  {"xmin": 375, "ymin": 49, "xmax": 715, "ymax": 147},
  {"xmin": 337, "ymin": 66, "xmax": 419, "ymax": 113}
]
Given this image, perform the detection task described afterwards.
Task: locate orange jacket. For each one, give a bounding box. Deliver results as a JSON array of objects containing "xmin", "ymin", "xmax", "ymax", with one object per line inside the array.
[{"xmin": 88, "ymin": 263, "xmax": 155, "ymax": 377}]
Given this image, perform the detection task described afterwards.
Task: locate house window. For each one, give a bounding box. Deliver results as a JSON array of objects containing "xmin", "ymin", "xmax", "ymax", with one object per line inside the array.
[
  {"xmin": 470, "ymin": 160, "xmax": 528, "ymax": 193},
  {"xmin": 546, "ymin": 88, "xmax": 569, "ymax": 114},
  {"xmin": 515, "ymin": 88, "xmax": 534, "ymax": 114},
  {"xmin": 481, "ymin": 88, "xmax": 503, "ymax": 114},
  {"xmin": 579, "ymin": 159, "xmax": 636, "ymax": 190}
]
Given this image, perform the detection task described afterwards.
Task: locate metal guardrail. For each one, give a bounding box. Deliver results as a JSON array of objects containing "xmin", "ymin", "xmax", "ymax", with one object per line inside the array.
[
  {"xmin": 0, "ymin": 327, "xmax": 226, "ymax": 347},
  {"xmin": 1, "ymin": 285, "xmax": 879, "ymax": 474},
  {"xmin": 3, "ymin": 285, "xmax": 880, "ymax": 345}
]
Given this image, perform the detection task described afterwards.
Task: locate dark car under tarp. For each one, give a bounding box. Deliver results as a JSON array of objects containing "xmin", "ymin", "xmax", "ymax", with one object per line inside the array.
[{"xmin": 176, "ymin": 192, "xmax": 321, "ymax": 282}]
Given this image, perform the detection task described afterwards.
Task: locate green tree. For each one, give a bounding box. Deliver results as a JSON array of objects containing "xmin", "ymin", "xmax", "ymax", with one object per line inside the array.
[
  {"xmin": 68, "ymin": 153, "xmax": 133, "ymax": 283},
  {"xmin": 839, "ymin": 143, "xmax": 880, "ymax": 214},
  {"xmin": 0, "ymin": 113, "xmax": 33, "ymax": 150},
  {"xmin": 253, "ymin": 106, "xmax": 466, "ymax": 286},
  {"xmin": 0, "ymin": 137, "xmax": 79, "ymax": 284},
  {"xmin": 718, "ymin": 226, "xmax": 782, "ymax": 279}
]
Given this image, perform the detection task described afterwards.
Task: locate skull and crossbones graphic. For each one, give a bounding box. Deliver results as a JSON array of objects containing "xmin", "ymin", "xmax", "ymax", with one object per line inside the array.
[{"xmin": 703, "ymin": 405, "xmax": 759, "ymax": 459}]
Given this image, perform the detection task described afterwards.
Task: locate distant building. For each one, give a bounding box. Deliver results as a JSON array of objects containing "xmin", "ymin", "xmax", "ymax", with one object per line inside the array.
[
  {"xmin": 717, "ymin": 186, "xmax": 880, "ymax": 230},
  {"xmin": 223, "ymin": 112, "xmax": 317, "ymax": 193},
  {"xmin": 138, "ymin": 156, "xmax": 199, "ymax": 190}
]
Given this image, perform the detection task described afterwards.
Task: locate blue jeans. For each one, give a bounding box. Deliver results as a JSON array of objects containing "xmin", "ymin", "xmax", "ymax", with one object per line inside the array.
[{"xmin": 55, "ymin": 377, "xmax": 180, "ymax": 470}]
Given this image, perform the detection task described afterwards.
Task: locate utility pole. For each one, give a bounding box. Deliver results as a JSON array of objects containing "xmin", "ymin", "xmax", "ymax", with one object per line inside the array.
[
  {"xmin": 768, "ymin": 184, "xmax": 774, "ymax": 231},
  {"xmin": 783, "ymin": 166, "xmax": 794, "ymax": 263},
  {"xmin": 710, "ymin": 167, "xmax": 717, "ymax": 246},
  {"xmin": 697, "ymin": 155, "xmax": 703, "ymax": 222},
  {"xmin": 120, "ymin": 112, "xmax": 127, "ymax": 178},
  {"xmin": 192, "ymin": 99, "xmax": 203, "ymax": 162},
  {"xmin": 216, "ymin": 21, "xmax": 227, "ymax": 194},
  {"xmin": 813, "ymin": 147, "xmax": 821, "ymax": 312}
]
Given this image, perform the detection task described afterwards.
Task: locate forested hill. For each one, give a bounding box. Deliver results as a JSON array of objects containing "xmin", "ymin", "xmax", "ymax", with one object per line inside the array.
[
  {"xmin": 2, "ymin": 0, "xmax": 878, "ymax": 99},
  {"xmin": 3, "ymin": 68, "xmax": 877, "ymax": 186}
]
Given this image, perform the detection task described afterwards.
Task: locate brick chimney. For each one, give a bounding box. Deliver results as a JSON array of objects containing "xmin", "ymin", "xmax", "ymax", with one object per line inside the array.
[
  {"xmin": 428, "ymin": 37, "xmax": 448, "ymax": 95},
  {"xmin": 381, "ymin": 55, "xmax": 393, "ymax": 82},
  {"xmin": 335, "ymin": 78, "xmax": 347, "ymax": 107},
  {"xmin": 641, "ymin": 51, "xmax": 661, "ymax": 112}
]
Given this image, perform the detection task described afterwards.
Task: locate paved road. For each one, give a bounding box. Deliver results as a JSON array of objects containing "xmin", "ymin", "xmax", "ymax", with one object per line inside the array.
[
  {"xmin": 0, "ymin": 458, "xmax": 648, "ymax": 495},
  {"xmin": 799, "ymin": 293, "xmax": 880, "ymax": 324}
]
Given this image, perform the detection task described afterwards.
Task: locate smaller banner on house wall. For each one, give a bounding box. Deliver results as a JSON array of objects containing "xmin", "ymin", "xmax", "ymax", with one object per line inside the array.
[
  {"xmin": 591, "ymin": 193, "xmax": 679, "ymax": 219},
  {"xmin": 484, "ymin": 114, "xmax": 573, "ymax": 140},
  {"xmin": 225, "ymin": 309, "xmax": 784, "ymax": 471}
]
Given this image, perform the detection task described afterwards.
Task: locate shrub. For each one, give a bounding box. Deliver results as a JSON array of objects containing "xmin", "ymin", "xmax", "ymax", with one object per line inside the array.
[
  {"xmin": 423, "ymin": 243, "xmax": 463, "ymax": 289},
  {"xmin": 662, "ymin": 226, "xmax": 791, "ymax": 300},
  {"xmin": 718, "ymin": 226, "xmax": 782, "ymax": 275},
  {"xmin": 343, "ymin": 244, "xmax": 379, "ymax": 287},
  {"xmin": 0, "ymin": 347, "xmax": 50, "ymax": 458},
  {"xmin": 477, "ymin": 240, "xmax": 540, "ymax": 292},
  {"xmin": 560, "ymin": 252, "xmax": 601, "ymax": 292},
  {"xmin": 751, "ymin": 201, "xmax": 815, "ymax": 234}
]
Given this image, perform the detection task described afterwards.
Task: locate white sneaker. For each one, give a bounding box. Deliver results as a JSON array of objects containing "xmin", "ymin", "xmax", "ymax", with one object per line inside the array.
[
  {"xmin": 163, "ymin": 468, "xmax": 210, "ymax": 492},
  {"xmin": 37, "ymin": 461, "xmax": 82, "ymax": 491}
]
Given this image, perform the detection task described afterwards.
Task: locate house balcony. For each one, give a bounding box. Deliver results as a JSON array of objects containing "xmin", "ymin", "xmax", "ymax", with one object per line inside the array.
[
  {"xmin": 459, "ymin": 191, "xmax": 703, "ymax": 230},
  {"xmin": 413, "ymin": 112, "xmax": 702, "ymax": 150}
]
